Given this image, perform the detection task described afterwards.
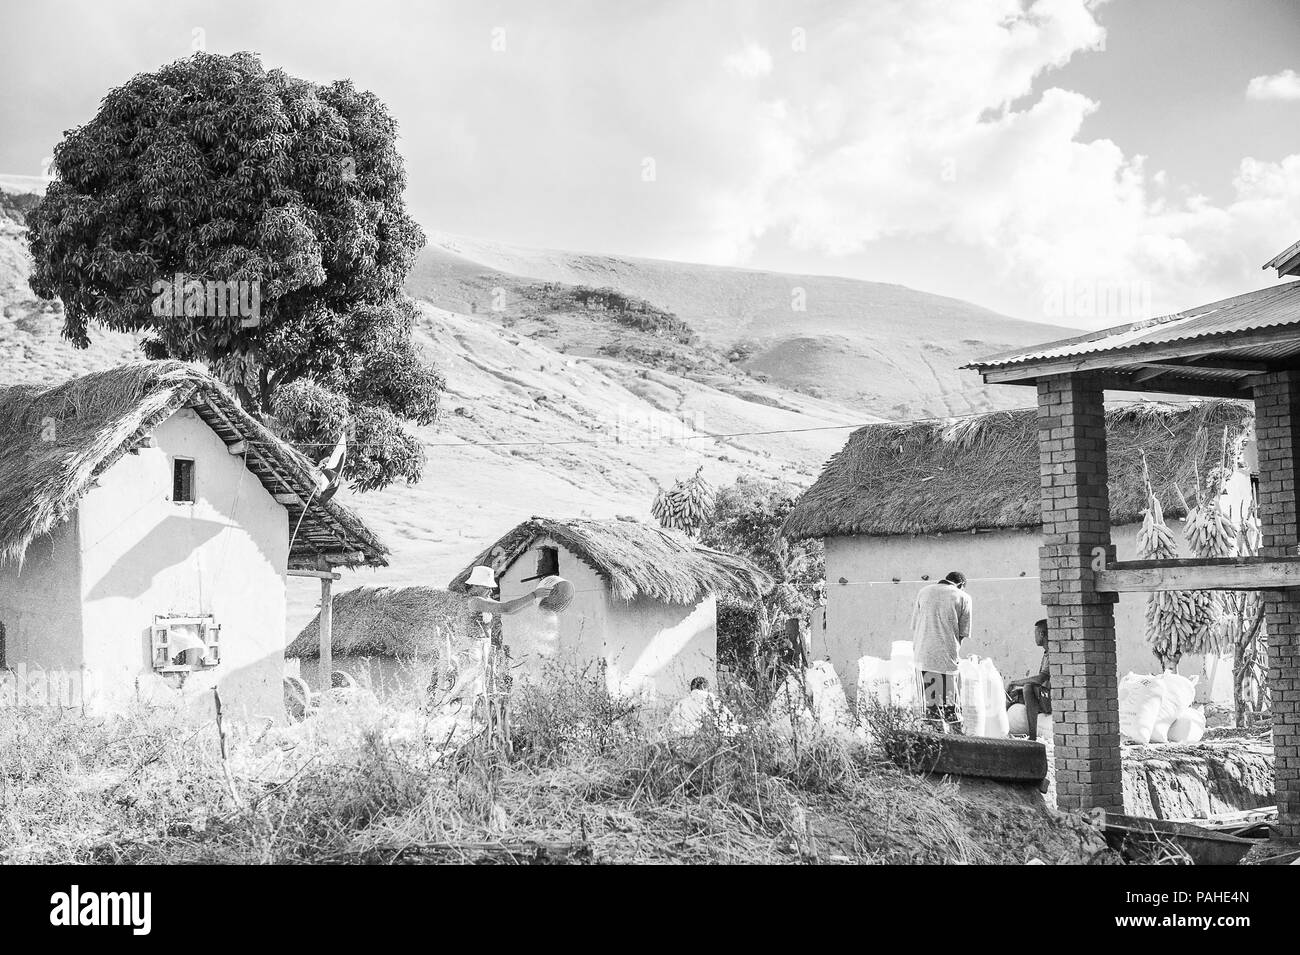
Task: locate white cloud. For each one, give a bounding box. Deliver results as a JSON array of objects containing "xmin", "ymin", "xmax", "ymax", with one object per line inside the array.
[
  {"xmin": 1246, "ymin": 69, "xmax": 1300, "ymax": 102},
  {"xmin": 668, "ymin": 0, "xmax": 1300, "ymax": 324},
  {"xmin": 723, "ymin": 42, "xmax": 772, "ymax": 79}
]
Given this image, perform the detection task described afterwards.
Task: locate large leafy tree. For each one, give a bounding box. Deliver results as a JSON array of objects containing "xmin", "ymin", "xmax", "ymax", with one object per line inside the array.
[{"xmin": 26, "ymin": 52, "xmax": 441, "ymax": 490}]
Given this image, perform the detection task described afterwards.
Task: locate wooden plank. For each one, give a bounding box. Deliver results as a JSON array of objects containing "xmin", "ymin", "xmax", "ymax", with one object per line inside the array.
[
  {"xmin": 1107, "ymin": 556, "xmax": 1300, "ymax": 570},
  {"xmin": 1096, "ymin": 557, "xmax": 1300, "ymax": 592}
]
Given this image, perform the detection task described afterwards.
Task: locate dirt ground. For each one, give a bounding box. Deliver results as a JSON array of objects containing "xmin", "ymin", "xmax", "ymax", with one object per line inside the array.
[{"xmin": 804, "ymin": 773, "xmax": 1118, "ymax": 865}]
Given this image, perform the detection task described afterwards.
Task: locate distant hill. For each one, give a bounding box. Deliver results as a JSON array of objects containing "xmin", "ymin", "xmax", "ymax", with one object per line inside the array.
[{"xmin": 408, "ymin": 233, "xmax": 1079, "ymax": 419}]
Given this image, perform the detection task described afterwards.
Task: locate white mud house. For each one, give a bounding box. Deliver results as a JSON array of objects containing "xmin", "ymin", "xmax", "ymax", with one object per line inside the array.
[
  {"xmin": 0, "ymin": 361, "xmax": 387, "ymax": 718},
  {"xmin": 286, "ymin": 586, "xmax": 474, "ymax": 699},
  {"xmin": 448, "ymin": 517, "xmax": 770, "ymax": 700},
  {"xmin": 782, "ymin": 401, "xmax": 1252, "ymax": 702}
]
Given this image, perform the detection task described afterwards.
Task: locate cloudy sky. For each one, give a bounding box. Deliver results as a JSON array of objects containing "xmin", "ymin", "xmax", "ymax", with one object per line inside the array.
[{"xmin": 2, "ymin": 0, "xmax": 1298, "ymax": 326}]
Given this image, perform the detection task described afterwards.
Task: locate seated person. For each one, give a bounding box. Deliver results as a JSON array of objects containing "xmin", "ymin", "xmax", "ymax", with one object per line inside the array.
[
  {"xmin": 666, "ymin": 677, "xmax": 741, "ymax": 737},
  {"xmin": 1007, "ymin": 618, "xmax": 1051, "ymax": 738}
]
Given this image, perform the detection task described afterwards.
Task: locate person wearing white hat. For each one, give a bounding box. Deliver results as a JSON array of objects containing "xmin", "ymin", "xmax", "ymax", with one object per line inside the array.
[
  {"xmin": 438, "ymin": 566, "xmax": 554, "ymax": 709},
  {"xmin": 464, "ymin": 564, "xmax": 553, "ymax": 623}
]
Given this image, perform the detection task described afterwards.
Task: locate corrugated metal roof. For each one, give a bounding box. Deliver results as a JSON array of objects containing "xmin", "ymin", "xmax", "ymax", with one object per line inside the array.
[{"xmin": 969, "ymin": 281, "xmax": 1300, "ymax": 370}]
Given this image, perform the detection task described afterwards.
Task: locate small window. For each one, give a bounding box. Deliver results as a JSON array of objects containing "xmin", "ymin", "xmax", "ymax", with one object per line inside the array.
[
  {"xmin": 173, "ymin": 458, "xmax": 195, "ymax": 503},
  {"xmin": 535, "ymin": 546, "xmax": 559, "ymax": 579},
  {"xmin": 151, "ymin": 615, "xmax": 220, "ymax": 671}
]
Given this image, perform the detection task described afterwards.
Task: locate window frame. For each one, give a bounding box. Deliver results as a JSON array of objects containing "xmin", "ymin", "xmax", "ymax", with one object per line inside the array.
[
  {"xmin": 172, "ymin": 457, "xmax": 196, "ymax": 504},
  {"xmin": 151, "ymin": 614, "xmax": 221, "ymax": 672},
  {"xmin": 535, "ymin": 545, "xmax": 560, "ymax": 579}
]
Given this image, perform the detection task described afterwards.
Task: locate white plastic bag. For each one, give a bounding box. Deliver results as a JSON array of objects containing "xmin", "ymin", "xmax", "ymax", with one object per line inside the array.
[
  {"xmin": 887, "ymin": 641, "xmax": 918, "ymax": 709},
  {"xmin": 856, "ymin": 655, "xmax": 892, "ymax": 708},
  {"xmin": 807, "ymin": 661, "xmax": 854, "ymax": 730},
  {"xmin": 958, "ymin": 657, "xmax": 987, "ymax": 736},
  {"xmin": 1150, "ymin": 673, "xmax": 1198, "ymax": 743},
  {"xmin": 1168, "ymin": 706, "xmax": 1206, "ymax": 744},
  {"xmin": 767, "ymin": 673, "xmax": 814, "ymax": 735},
  {"xmin": 979, "ymin": 657, "xmax": 1010, "ymax": 738},
  {"xmin": 888, "ymin": 663, "xmax": 918, "ymax": 710},
  {"xmin": 1119, "ymin": 673, "xmax": 1163, "ymax": 743},
  {"xmin": 1007, "ymin": 702, "xmax": 1029, "ymax": 736}
]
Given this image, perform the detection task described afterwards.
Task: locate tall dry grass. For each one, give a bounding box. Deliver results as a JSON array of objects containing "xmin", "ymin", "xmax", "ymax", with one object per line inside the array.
[{"xmin": 0, "ymin": 665, "xmax": 1113, "ymax": 865}]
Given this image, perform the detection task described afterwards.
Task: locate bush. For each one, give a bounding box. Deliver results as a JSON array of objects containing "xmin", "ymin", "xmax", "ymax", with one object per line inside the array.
[{"xmin": 509, "ymin": 661, "xmax": 642, "ymax": 766}]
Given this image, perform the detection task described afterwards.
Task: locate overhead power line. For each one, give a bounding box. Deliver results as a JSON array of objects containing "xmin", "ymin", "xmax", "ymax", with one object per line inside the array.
[{"xmin": 267, "ymin": 396, "xmax": 1183, "ymax": 452}]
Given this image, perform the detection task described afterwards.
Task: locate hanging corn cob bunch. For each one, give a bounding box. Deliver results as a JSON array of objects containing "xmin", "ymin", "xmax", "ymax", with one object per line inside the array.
[
  {"xmin": 650, "ymin": 466, "xmax": 715, "ymax": 537},
  {"xmin": 1175, "ymin": 429, "xmax": 1237, "ymax": 658},
  {"xmin": 1138, "ymin": 455, "xmax": 1200, "ymax": 670},
  {"xmin": 1181, "ymin": 447, "xmax": 1235, "ymax": 562},
  {"xmin": 650, "ymin": 478, "xmax": 668, "ymax": 526}
]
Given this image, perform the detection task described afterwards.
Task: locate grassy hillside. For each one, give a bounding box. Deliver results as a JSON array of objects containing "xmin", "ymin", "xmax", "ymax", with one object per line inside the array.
[{"xmin": 409, "ymin": 233, "xmax": 1078, "ymax": 418}]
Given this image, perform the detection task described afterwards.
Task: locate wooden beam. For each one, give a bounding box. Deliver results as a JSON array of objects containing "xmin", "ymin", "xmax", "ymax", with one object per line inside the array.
[
  {"xmin": 1131, "ymin": 359, "xmax": 1265, "ymax": 384},
  {"xmin": 1131, "ymin": 366, "xmax": 1169, "ymax": 383},
  {"xmin": 1095, "ymin": 557, "xmax": 1300, "ymax": 593},
  {"xmin": 1087, "ymin": 372, "xmax": 1244, "ymax": 400},
  {"xmin": 286, "ymin": 568, "xmax": 341, "ymax": 580},
  {"xmin": 313, "ymin": 551, "xmax": 366, "ymax": 565},
  {"xmin": 976, "ymin": 368, "xmax": 1248, "ymax": 399},
  {"xmin": 1165, "ymin": 357, "xmax": 1271, "ymax": 373}
]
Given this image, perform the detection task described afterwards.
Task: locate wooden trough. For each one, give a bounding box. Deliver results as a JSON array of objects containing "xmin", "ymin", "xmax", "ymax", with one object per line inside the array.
[
  {"xmin": 1093, "ymin": 810, "xmax": 1259, "ymax": 866},
  {"xmin": 888, "ymin": 729, "xmax": 1048, "ymax": 783}
]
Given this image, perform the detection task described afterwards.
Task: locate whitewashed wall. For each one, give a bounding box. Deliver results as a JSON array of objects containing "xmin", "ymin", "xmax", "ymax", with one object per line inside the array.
[
  {"xmin": 816, "ymin": 520, "xmax": 1232, "ymax": 704},
  {"xmin": 497, "ymin": 538, "xmax": 716, "ymax": 700},
  {"xmin": 75, "ymin": 410, "xmax": 289, "ymax": 720}
]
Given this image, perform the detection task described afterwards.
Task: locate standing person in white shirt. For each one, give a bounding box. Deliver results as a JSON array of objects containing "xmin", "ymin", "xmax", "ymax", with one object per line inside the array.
[{"xmin": 910, "ymin": 571, "xmax": 972, "ymax": 729}]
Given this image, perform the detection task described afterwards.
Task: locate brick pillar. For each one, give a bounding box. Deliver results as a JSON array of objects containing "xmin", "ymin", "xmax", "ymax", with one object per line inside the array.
[
  {"xmin": 1037, "ymin": 375, "xmax": 1122, "ymax": 811},
  {"xmin": 1253, "ymin": 372, "xmax": 1300, "ymax": 841}
]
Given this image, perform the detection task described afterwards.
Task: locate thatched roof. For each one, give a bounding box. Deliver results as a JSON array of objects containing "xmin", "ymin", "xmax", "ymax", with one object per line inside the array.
[
  {"xmin": 782, "ymin": 400, "xmax": 1252, "ymax": 540},
  {"xmin": 0, "ymin": 361, "xmax": 387, "ymax": 568},
  {"xmin": 447, "ymin": 516, "xmax": 772, "ymax": 604},
  {"xmin": 287, "ymin": 586, "xmax": 470, "ymax": 658}
]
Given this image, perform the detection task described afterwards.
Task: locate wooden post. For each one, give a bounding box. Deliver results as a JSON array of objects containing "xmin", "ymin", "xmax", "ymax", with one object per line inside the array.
[{"xmin": 319, "ymin": 565, "xmax": 334, "ymax": 690}]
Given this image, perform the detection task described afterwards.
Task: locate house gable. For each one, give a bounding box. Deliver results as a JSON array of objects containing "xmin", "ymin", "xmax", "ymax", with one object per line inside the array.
[{"xmin": 74, "ymin": 409, "xmax": 290, "ymax": 716}]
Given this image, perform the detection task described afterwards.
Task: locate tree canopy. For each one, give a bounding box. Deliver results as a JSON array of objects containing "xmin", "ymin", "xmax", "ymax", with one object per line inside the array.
[{"xmin": 26, "ymin": 52, "xmax": 441, "ymax": 490}]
